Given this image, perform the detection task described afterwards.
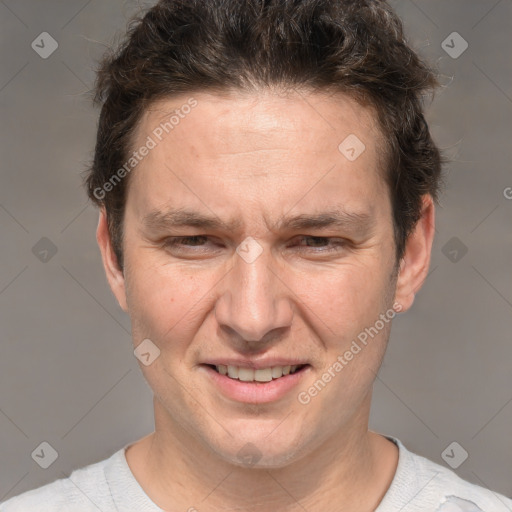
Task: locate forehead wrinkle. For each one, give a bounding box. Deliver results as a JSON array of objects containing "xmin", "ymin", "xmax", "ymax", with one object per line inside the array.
[
  {"xmin": 141, "ymin": 206, "xmax": 376, "ymax": 238},
  {"xmin": 271, "ymin": 209, "xmax": 377, "ymax": 237},
  {"xmin": 141, "ymin": 207, "xmax": 243, "ymax": 233}
]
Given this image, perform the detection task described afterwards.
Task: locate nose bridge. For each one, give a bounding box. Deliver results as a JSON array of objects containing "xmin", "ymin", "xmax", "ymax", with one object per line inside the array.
[
  {"xmin": 237, "ymin": 246, "xmax": 273, "ymax": 313},
  {"xmin": 215, "ymin": 243, "xmax": 293, "ymax": 342}
]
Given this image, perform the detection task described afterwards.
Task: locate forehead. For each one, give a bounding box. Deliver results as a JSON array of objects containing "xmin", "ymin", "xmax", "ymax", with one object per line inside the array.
[
  {"xmin": 137, "ymin": 88, "xmax": 383, "ymax": 157},
  {"xmin": 126, "ymin": 89, "xmax": 388, "ymax": 227}
]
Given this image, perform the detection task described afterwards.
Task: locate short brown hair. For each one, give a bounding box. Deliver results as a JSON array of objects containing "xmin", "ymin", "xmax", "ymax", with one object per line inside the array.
[{"xmin": 85, "ymin": 0, "xmax": 443, "ymax": 270}]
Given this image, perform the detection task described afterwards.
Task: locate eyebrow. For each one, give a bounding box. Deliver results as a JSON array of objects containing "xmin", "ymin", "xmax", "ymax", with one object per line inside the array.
[
  {"xmin": 279, "ymin": 211, "xmax": 374, "ymax": 233},
  {"xmin": 142, "ymin": 208, "xmax": 242, "ymax": 232},
  {"xmin": 141, "ymin": 207, "xmax": 375, "ymax": 235}
]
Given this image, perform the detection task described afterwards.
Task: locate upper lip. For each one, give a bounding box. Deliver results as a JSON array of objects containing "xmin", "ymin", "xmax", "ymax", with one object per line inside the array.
[{"xmin": 202, "ymin": 358, "xmax": 309, "ymax": 369}]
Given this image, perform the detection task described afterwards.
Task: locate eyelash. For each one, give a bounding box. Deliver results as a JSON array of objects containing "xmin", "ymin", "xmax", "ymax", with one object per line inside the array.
[
  {"xmin": 293, "ymin": 236, "xmax": 348, "ymax": 252},
  {"xmin": 162, "ymin": 235, "xmax": 348, "ymax": 254},
  {"xmin": 163, "ymin": 236, "xmax": 210, "ymax": 251}
]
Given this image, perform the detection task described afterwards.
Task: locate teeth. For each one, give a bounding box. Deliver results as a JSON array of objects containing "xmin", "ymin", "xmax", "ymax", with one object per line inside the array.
[
  {"xmin": 271, "ymin": 366, "xmax": 282, "ymax": 378},
  {"xmin": 238, "ymin": 367, "xmax": 254, "ymax": 382},
  {"xmin": 254, "ymin": 368, "xmax": 273, "ymax": 382},
  {"xmin": 215, "ymin": 364, "xmax": 304, "ymax": 382},
  {"xmin": 227, "ymin": 365, "xmax": 239, "ymax": 378}
]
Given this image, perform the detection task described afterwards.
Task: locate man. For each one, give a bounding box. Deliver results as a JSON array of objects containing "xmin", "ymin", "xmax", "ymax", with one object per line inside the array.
[{"xmin": 2, "ymin": 0, "xmax": 511, "ymax": 511}]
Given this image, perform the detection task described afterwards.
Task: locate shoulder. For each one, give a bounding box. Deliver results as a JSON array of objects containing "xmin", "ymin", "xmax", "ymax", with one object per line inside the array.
[
  {"xmin": 416, "ymin": 454, "xmax": 512, "ymax": 512},
  {"xmin": 0, "ymin": 449, "xmax": 123, "ymax": 512},
  {"xmin": 382, "ymin": 436, "xmax": 512, "ymax": 512}
]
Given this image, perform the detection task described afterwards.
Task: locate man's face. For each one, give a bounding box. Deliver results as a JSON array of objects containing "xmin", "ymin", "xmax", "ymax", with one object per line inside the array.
[{"xmin": 110, "ymin": 90, "xmax": 403, "ymax": 466}]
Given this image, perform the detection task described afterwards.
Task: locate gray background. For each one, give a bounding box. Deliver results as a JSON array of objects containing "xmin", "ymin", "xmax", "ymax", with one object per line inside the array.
[{"xmin": 1, "ymin": 0, "xmax": 511, "ymax": 503}]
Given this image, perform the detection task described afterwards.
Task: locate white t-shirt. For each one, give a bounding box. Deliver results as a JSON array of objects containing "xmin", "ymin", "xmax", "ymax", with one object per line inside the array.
[{"xmin": 1, "ymin": 436, "xmax": 511, "ymax": 511}]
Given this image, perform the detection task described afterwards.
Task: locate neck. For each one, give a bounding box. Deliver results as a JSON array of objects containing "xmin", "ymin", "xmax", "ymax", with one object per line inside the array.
[{"xmin": 126, "ymin": 395, "xmax": 398, "ymax": 512}]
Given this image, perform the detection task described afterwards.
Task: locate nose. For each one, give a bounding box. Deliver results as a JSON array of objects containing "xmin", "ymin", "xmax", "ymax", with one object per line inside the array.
[{"xmin": 214, "ymin": 244, "xmax": 294, "ymax": 344}]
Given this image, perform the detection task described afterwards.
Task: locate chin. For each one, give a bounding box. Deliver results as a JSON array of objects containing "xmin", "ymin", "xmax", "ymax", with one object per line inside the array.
[
  {"xmin": 223, "ymin": 445, "xmax": 302, "ymax": 469},
  {"xmin": 208, "ymin": 426, "xmax": 307, "ymax": 469}
]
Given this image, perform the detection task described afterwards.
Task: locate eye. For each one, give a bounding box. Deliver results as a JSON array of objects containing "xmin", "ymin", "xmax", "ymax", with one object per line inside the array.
[
  {"xmin": 293, "ymin": 236, "xmax": 348, "ymax": 253},
  {"xmin": 162, "ymin": 235, "xmax": 219, "ymax": 256},
  {"xmin": 162, "ymin": 236, "xmax": 215, "ymax": 251}
]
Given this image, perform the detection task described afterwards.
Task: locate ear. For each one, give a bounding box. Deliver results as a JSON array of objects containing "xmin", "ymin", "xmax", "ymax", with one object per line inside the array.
[
  {"xmin": 394, "ymin": 195, "xmax": 435, "ymax": 313},
  {"xmin": 96, "ymin": 208, "xmax": 128, "ymax": 312}
]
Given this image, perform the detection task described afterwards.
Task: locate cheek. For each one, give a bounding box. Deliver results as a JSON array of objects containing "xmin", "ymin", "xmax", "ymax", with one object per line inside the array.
[
  {"xmin": 295, "ymin": 266, "xmax": 394, "ymax": 421},
  {"xmin": 124, "ymin": 261, "xmax": 215, "ymax": 345},
  {"xmin": 293, "ymin": 260, "xmax": 392, "ymax": 340}
]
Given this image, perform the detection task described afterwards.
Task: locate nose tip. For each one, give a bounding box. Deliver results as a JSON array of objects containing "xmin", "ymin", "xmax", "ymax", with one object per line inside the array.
[
  {"xmin": 214, "ymin": 253, "xmax": 294, "ymax": 344},
  {"xmin": 220, "ymin": 323, "xmax": 289, "ymax": 346},
  {"xmin": 215, "ymin": 291, "xmax": 293, "ymax": 343}
]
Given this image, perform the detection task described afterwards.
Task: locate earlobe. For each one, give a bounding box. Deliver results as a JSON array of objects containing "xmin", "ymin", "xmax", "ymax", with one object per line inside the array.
[
  {"xmin": 394, "ymin": 195, "xmax": 435, "ymax": 313},
  {"xmin": 96, "ymin": 208, "xmax": 128, "ymax": 312}
]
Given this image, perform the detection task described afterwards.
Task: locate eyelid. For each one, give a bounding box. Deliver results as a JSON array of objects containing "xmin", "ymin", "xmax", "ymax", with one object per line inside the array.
[
  {"xmin": 161, "ymin": 235, "xmax": 350, "ymax": 254},
  {"xmin": 293, "ymin": 235, "xmax": 347, "ymax": 242},
  {"xmin": 162, "ymin": 235, "xmax": 213, "ymax": 247},
  {"xmin": 292, "ymin": 235, "xmax": 349, "ymax": 251}
]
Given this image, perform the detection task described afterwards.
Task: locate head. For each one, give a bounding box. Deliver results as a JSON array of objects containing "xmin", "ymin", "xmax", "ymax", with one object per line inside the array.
[{"xmin": 87, "ymin": 0, "xmax": 442, "ymax": 467}]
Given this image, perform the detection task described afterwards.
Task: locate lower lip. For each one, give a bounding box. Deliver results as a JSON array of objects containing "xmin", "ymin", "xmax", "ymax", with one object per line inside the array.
[{"xmin": 201, "ymin": 365, "xmax": 310, "ymax": 404}]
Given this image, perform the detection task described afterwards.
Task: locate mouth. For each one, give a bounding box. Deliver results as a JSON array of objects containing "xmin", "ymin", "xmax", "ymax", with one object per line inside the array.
[
  {"xmin": 200, "ymin": 361, "xmax": 311, "ymax": 403},
  {"xmin": 205, "ymin": 363, "xmax": 308, "ymax": 382}
]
